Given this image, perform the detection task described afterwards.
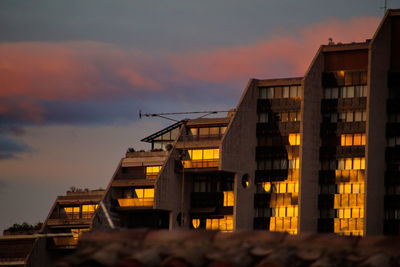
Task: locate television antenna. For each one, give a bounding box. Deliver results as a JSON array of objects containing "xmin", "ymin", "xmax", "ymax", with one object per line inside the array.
[
  {"xmin": 380, "ymin": 0, "xmax": 388, "ymax": 12},
  {"xmin": 139, "ymin": 110, "xmax": 232, "ymax": 122}
]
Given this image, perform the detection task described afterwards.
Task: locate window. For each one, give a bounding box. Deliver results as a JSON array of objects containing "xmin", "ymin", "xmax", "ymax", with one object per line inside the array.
[
  {"xmin": 223, "ymin": 191, "xmax": 234, "ymax": 206},
  {"xmin": 183, "ymin": 149, "xmax": 219, "ymax": 168},
  {"xmin": 81, "ymin": 204, "xmax": 98, "ymax": 219},
  {"xmin": 288, "ymin": 133, "xmax": 300, "ymax": 146},
  {"xmin": 118, "ymin": 188, "xmax": 154, "ymax": 207},
  {"xmin": 387, "ymin": 137, "xmax": 400, "ymax": 147},
  {"xmin": 206, "ymin": 216, "xmax": 233, "ymax": 232},
  {"xmin": 192, "ymin": 219, "xmax": 200, "ymax": 229},
  {"xmin": 337, "ymin": 158, "xmax": 365, "ymax": 170},
  {"xmin": 64, "ymin": 206, "xmax": 80, "ymax": 219},
  {"xmin": 340, "ymin": 134, "xmax": 366, "ymax": 146},
  {"xmin": 259, "ymin": 86, "xmax": 301, "ymax": 99},
  {"xmin": 258, "ymin": 112, "xmax": 269, "ymax": 123},
  {"xmin": 146, "ymin": 166, "xmax": 162, "ymax": 179},
  {"xmin": 193, "ymin": 180, "xmax": 211, "ymax": 192}
]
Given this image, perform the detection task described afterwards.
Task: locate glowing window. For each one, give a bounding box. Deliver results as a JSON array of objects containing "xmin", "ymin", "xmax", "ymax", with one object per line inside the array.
[
  {"xmin": 146, "ymin": 166, "xmax": 162, "ymax": 179},
  {"xmin": 192, "ymin": 219, "xmax": 200, "ymax": 229},
  {"xmin": 192, "ymin": 150, "xmax": 203, "ymax": 160},
  {"xmin": 345, "ymin": 135, "xmax": 352, "ymax": 146},
  {"xmin": 353, "ymin": 134, "xmax": 362, "ymax": 146},
  {"xmin": 65, "ymin": 207, "xmax": 80, "ymax": 219},
  {"xmin": 206, "ymin": 216, "xmax": 233, "ymax": 232},
  {"xmin": 288, "ymin": 133, "xmax": 300, "ymax": 145},
  {"xmin": 223, "ymin": 191, "xmax": 234, "ymax": 207},
  {"xmin": 353, "ymin": 158, "xmax": 361, "ymax": 170},
  {"xmin": 345, "ymin": 158, "xmax": 353, "ymax": 170}
]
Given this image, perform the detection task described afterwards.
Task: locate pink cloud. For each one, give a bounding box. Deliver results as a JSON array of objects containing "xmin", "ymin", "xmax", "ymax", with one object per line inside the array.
[
  {"xmin": 0, "ymin": 16, "xmax": 381, "ymax": 123},
  {"xmin": 0, "ymin": 41, "xmax": 163, "ymax": 102},
  {"xmin": 169, "ymin": 16, "xmax": 380, "ymax": 84}
]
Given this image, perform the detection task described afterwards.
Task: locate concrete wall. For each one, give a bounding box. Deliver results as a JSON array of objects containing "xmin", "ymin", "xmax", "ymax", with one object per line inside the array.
[
  {"xmin": 300, "ymin": 51, "xmax": 324, "ymax": 233},
  {"xmin": 365, "ymin": 15, "xmax": 391, "ymax": 235},
  {"xmin": 27, "ymin": 237, "xmax": 51, "ymax": 267},
  {"xmin": 155, "ymin": 148, "xmax": 191, "ymax": 229},
  {"xmin": 221, "ymin": 80, "xmax": 258, "ymax": 230}
]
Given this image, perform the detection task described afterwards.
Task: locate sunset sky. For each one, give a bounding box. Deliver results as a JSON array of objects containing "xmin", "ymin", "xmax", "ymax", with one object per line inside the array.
[{"xmin": 0, "ymin": 0, "xmax": 390, "ymax": 232}]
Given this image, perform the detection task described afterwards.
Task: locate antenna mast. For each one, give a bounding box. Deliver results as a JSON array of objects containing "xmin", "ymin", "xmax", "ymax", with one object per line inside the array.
[
  {"xmin": 139, "ymin": 110, "xmax": 232, "ymax": 122},
  {"xmin": 381, "ymin": 0, "xmax": 388, "ymax": 13}
]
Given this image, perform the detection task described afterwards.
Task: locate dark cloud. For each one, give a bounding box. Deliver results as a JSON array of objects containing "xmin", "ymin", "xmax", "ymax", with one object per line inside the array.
[
  {"xmin": 0, "ymin": 1, "xmax": 381, "ymax": 51},
  {"xmin": 0, "ymin": 135, "xmax": 31, "ymax": 159}
]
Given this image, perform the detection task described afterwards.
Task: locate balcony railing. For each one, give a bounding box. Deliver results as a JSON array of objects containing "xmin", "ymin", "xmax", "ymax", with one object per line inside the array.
[
  {"xmin": 179, "ymin": 134, "xmax": 223, "ymax": 142},
  {"xmin": 182, "ymin": 159, "xmax": 219, "ymax": 169},
  {"xmin": 117, "ymin": 198, "xmax": 154, "ymax": 207},
  {"xmin": 53, "ymin": 237, "xmax": 78, "ymax": 247}
]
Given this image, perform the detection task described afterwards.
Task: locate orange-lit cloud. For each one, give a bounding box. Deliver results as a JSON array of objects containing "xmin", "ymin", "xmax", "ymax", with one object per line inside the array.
[
  {"xmin": 0, "ymin": 41, "xmax": 162, "ymax": 101},
  {"xmin": 0, "ymin": 16, "xmax": 380, "ymax": 124},
  {"xmin": 169, "ymin": 16, "xmax": 380, "ymax": 84}
]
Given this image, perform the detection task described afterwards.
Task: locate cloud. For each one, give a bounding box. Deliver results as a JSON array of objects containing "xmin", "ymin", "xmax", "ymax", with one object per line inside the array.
[
  {"xmin": 0, "ymin": 135, "xmax": 31, "ymax": 159},
  {"xmin": 169, "ymin": 16, "xmax": 380, "ymax": 84},
  {"xmin": 0, "ymin": 16, "xmax": 380, "ymax": 126}
]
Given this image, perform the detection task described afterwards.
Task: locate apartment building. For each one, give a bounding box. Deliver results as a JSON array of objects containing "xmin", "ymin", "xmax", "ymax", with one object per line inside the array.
[
  {"xmin": 41, "ymin": 189, "xmax": 104, "ymax": 252},
  {"xmin": 91, "ymin": 9, "xmax": 400, "ymax": 236}
]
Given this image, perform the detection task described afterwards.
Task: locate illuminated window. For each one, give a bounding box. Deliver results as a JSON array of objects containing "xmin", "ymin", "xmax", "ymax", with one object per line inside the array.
[
  {"xmin": 65, "ymin": 207, "xmax": 80, "ymax": 219},
  {"xmin": 192, "ymin": 219, "xmax": 200, "ymax": 229},
  {"xmin": 184, "ymin": 149, "xmax": 220, "ymax": 168},
  {"xmin": 118, "ymin": 188, "xmax": 154, "ymax": 207},
  {"xmin": 340, "ymin": 134, "xmax": 366, "ymax": 146},
  {"xmin": 206, "ymin": 216, "xmax": 233, "ymax": 232},
  {"xmin": 223, "ymin": 191, "xmax": 234, "ymax": 207},
  {"xmin": 81, "ymin": 204, "xmax": 98, "ymax": 219},
  {"xmin": 146, "ymin": 166, "xmax": 162, "ymax": 179},
  {"xmin": 288, "ymin": 133, "xmax": 300, "ymax": 146}
]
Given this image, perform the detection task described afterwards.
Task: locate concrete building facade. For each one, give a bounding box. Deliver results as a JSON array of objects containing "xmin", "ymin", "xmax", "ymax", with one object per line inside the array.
[{"xmin": 91, "ymin": 9, "xmax": 400, "ymax": 237}]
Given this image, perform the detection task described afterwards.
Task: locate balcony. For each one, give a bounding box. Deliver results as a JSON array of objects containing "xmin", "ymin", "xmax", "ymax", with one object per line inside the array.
[
  {"xmin": 257, "ymin": 98, "xmax": 301, "ymax": 112},
  {"xmin": 190, "ymin": 192, "xmax": 223, "ymax": 208},
  {"xmin": 254, "ymin": 193, "xmax": 271, "ymax": 208},
  {"xmin": 318, "ymin": 194, "xmax": 334, "ymax": 209},
  {"xmin": 335, "ymin": 170, "xmax": 365, "ymax": 183},
  {"xmin": 255, "ymin": 170, "xmax": 289, "ymax": 183},
  {"xmin": 319, "ymin": 170, "xmax": 335, "ymax": 184},
  {"xmin": 182, "ymin": 159, "xmax": 219, "ymax": 169},
  {"xmin": 386, "ymin": 123, "xmax": 400, "ymax": 137},
  {"xmin": 179, "ymin": 134, "xmax": 223, "ymax": 142},
  {"xmin": 53, "ymin": 236, "xmax": 78, "ymax": 247},
  {"xmin": 253, "ymin": 217, "xmax": 270, "ymax": 230},
  {"xmin": 386, "ymin": 147, "xmax": 400, "ymax": 161},
  {"xmin": 320, "ymin": 122, "xmax": 366, "ymax": 135},
  {"xmin": 117, "ymin": 198, "xmax": 154, "ymax": 208}
]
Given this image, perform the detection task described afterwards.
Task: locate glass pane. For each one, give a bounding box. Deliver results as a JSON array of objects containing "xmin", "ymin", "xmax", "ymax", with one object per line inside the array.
[
  {"xmin": 354, "ymin": 112, "xmax": 362, "ymax": 122},
  {"xmin": 203, "ymin": 149, "xmax": 213, "ymax": 159},
  {"xmin": 354, "ymin": 134, "xmax": 361, "ymax": 146},
  {"xmin": 267, "ymin": 87, "xmax": 274, "ymax": 99},
  {"xmin": 341, "ymin": 135, "xmax": 346, "ymax": 146},
  {"xmin": 189, "ymin": 128, "xmax": 198, "ymax": 136},
  {"xmin": 210, "ymin": 127, "xmax": 219, "ymax": 135},
  {"xmin": 192, "ymin": 150, "xmax": 203, "ymax": 160},
  {"xmin": 259, "ymin": 88, "xmax": 267, "ymax": 99},
  {"xmin": 281, "ymin": 112, "xmax": 288, "ymax": 122},
  {"xmin": 275, "ymin": 87, "xmax": 282, "ymax": 98},
  {"xmin": 332, "ymin": 88, "xmax": 339, "ymax": 98},
  {"xmin": 346, "ymin": 112, "xmax": 354, "ymax": 122},
  {"xmin": 345, "ymin": 158, "xmax": 353, "ymax": 170},
  {"xmin": 199, "ymin": 128, "xmax": 209, "ymax": 136},
  {"xmin": 144, "ymin": 188, "xmax": 154, "ymax": 198},
  {"xmin": 290, "ymin": 86, "xmax": 297, "ymax": 98},
  {"xmin": 213, "ymin": 149, "xmax": 220, "ymax": 159},
  {"xmin": 346, "ymin": 135, "xmax": 353, "ymax": 146},
  {"xmin": 283, "ymin": 86, "xmax": 289, "ymax": 98},
  {"xmin": 347, "ymin": 86, "xmax": 355, "ymax": 98}
]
